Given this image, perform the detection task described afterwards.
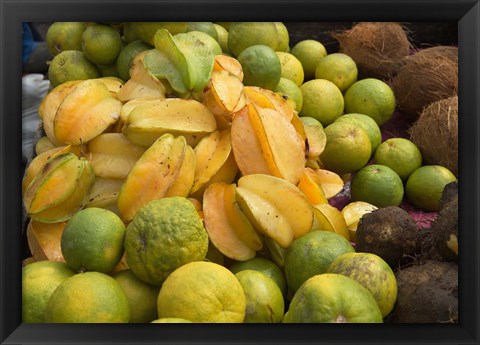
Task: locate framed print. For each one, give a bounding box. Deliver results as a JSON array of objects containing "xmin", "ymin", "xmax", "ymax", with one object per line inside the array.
[{"xmin": 1, "ymin": 0, "xmax": 479, "ymax": 344}]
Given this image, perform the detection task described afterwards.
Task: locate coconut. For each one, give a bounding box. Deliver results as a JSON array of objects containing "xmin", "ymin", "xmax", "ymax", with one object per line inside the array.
[
  {"xmin": 409, "ymin": 96, "xmax": 458, "ymax": 176},
  {"xmin": 391, "ymin": 47, "xmax": 458, "ymax": 121},
  {"xmin": 333, "ymin": 22, "xmax": 411, "ymax": 80}
]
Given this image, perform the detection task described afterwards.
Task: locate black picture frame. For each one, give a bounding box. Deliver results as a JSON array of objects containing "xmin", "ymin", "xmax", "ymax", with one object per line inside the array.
[{"xmin": 1, "ymin": 0, "xmax": 479, "ymax": 344}]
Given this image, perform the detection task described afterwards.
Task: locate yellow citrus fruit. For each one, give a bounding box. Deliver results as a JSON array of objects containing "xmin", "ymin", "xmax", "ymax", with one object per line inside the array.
[
  {"xmin": 344, "ymin": 78, "xmax": 396, "ymax": 126},
  {"xmin": 157, "ymin": 261, "xmax": 246, "ymax": 322},
  {"xmin": 116, "ymin": 40, "xmax": 153, "ymax": 81},
  {"xmin": 46, "ymin": 22, "xmax": 86, "ymax": 56},
  {"xmin": 315, "ymin": 53, "xmax": 358, "ymax": 92},
  {"xmin": 327, "ymin": 252, "xmax": 397, "ymax": 317},
  {"xmin": 319, "ymin": 121, "xmax": 372, "ymax": 174},
  {"xmin": 350, "ymin": 164, "xmax": 405, "ymax": 207},
  {"xmin": 282, "ymin": 273, "xmax": 383, "ymax": 323},
  {"xmin": 274, "ymin": 77, "xmax": 303, "ymax": 112},
  {"xmin": 290, "ymin": 39, "xmax": 328, "ymax": 80},
  {"xmin": 60, "ymin": 207, "xmax": 126, "ymax": 274},
  {"xmin": 374, "ymin": 137, "xmax": 423, "ymax": 181},
  {"xmin": 82, "ymin": 23, "xmax": 123, "ymax": 66},
  {"xmin": 405, "ymin": 165, "xmax": 457, "ymax": 211},
  {"xmin": 124, "ymin": 197, "xmax": 209, "ymax": 286},
  {"xmin": 235, "ymin": 270, "xmax": 285, "ymax": 323},
  {"xmin": 276, "ymin": 51, "xmax": 305, "ymax": 86},
  {"xmin": 113, "ymin": 269, "xmax": 160, "ymax": 323},
  {"xmin": 48, "ymin": 50, "xmax": 101, "ymax": 88},
  {"xmin": 335, "ymin": 113, "xmax": 382, "ymax": 153},
  {"xmin": 22, "ymin": 261, "xmax": 75, "ymax": 323},
  {"xmin": 151, "ymin": 318, "xmax": 192, "ymax": 323},
  {"xmin": 284, "ymin": 230, "xmax": 355, "ymax": 294},
  {"xmin": 299, "ymin": 79, "xmax": 345, "ymax": 126},
  {"xmin": 228, "ymin": 22, "xmax": 289, "ymax": 57},
  {"xmin": 213, "ymin": 23, "xmax": 230, "ymax": 54},
  {"xmin": 229, "ymin": 256, "xmax": 287, "ymax": 298},
  {"xmin": 237, "ymin": 45, "xmax": 282, "ymax": 90},
  {"xmin": 44, "ymin": 271, "xmax": 130, "ymax": 323}
]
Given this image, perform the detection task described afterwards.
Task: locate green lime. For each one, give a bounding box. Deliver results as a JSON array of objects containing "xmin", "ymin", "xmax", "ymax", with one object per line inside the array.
[
  {"xmin": 374, "ymin": 138, "xmax": 423, "ymax": 180},
  {"xmin": 237, "ymin": 45, "xmax": 282, "ymax": 90}
]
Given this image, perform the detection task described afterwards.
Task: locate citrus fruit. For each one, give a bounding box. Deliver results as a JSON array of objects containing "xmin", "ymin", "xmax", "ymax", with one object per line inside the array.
[
  {"xmin": 44, "ymin": 271, "xmax": 130, "ymax": 323},
  {"xmin": 282, "ymin": 273, "xmax": 383, "ymax": 323},
  {"xmin": 350, "ymin": 164, "xmax": 405, "ymax": 207},
  {"xmin": 151, "ymin": 318, "xmax": 192, "ymax": 323},
  {"xmin": 235, "ymin": 270, "xmax": 285, "ymax": 323},
  {"xmin": 290, "ymin": 39, "xmax": 328, "ymax": 80},
  {"xmin": 116, "ymin": 40, "xmax": 153, "ymax": 81},
  {"xmin": 124, "ymin": 197, "xmax": 209, "ymax": 286},
  {"xmin": 113, "ymin": 269, "xmax": 160, "ymax": 323},
  {"xmin": 157, "ymin": 261, "xmax": 246, "ymax": 322},
  {"xmin": 229, "ymin": 256, "xmax": 287, "ymax": 297},
  {"xmin": 319, "ymin": 121, "xmax": 372, "ymax": 174},
  {"xmin": 315, "ymin": 52, "xmax": 358, "ymax": 92},
  {"xmin": 237, "ymin": 45, "xmax": 282, "ymax": 90},
  {"xmin": 405, "ymin": 165, "xmax": 457, "ymax": 211},
  {"xmin": 374, "ymin": 137, "xmax": 423, "ymax": 181},
  {"xmin": 48, "ymin": 50, "xmax": 101, "ymax": 88},
  {"xmin": 213, "ymin": 23, "xmax": 230, "ymax": 54},
  {"xmin": 186, "ymin": 22, "xmax": 218, "ymax": 40},
  {"xmin": 344, "ymin": 78, "xmax": 396, "ymax": 126},
  {"xmin": 284, "ymin": 230, "xmax": 355, "ymax": 294},
  {"xmin": 130, "ymin": 22, "xmax": 188, "ymax": 46},
  {"xmin": 299, "ymin": 79, "xmax": 344, "ymax": 126},
  {"xmin": 82, "ymin": 23, "xmax": 122, "ymax": 66},
  {"xmin": 46, "ymin": 22, "xmax": 86, "ymax": 56},
  {"xmin": 227, "ymin": 22, "xmax": 289, "ymax": 57},
  {"xmin": 327, "ymin": 252, "xmax": 398, "ymax": 317},
  {"xmin": 60, "ymin": 207, "xmax": 126, "ymax": 274},
  {"xmin": 22, "ymin": 261, "xmax": 75, "ymax": 323},
  {"xmin": 335, "ymin": 113, "xmax": 382, "ymax": 153},
  {"xmin": 274, "ymin": 77, "xmax": 303, "ymax": 112},
  {"xmin": 276, "ymin": 51, "xmax": 305, "ymax": 86}
]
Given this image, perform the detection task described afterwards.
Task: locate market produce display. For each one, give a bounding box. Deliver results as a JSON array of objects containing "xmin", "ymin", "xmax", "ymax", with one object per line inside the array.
[{"xmin": 22, "ymin": 21, "xmax": 459, "ymax": 324}]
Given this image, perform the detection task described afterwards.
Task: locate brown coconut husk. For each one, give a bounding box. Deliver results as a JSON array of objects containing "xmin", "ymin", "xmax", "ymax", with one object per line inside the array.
[
  {"xmin": 333, "ymin": 22, "xmax": 412, "ymax": 80},
  {"xmin": 420, "ymin": 45, "xmax": 458, "ymax": 64},
  {"xmin": 409, "ymin": 96, "xmax": 458, "ymax": 176},
  {"xmin": 391, "ymin": 47, "xmax": 458, "ymax": 121}
]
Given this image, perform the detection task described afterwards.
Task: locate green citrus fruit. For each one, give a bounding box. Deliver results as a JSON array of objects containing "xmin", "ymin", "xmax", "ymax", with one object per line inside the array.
[
  {"xmin": 327, "ymin": 252, "xmax": 398, "ymax": 317},
  {"xmin": 113, "ymin": 269, "xmax": 160, "ymax": 323},
  {"xmin": 186, "ymin": 22, "xmax": 218, "ymax": 40},
  {"xmin": 405, "ymin": 165, "xmax": 457, "ymax": 211},
  {"xmin": 61, "ymin": 207, "xmax": 126, "ymax": 273},
  {"xmin": 213, "ymin": 23, "xmax": 230, "ymax": 54},
  {"xmin": 350, "ymin": 164, "xmax": 405, "ymax": 207},
  {"xmin": 290, "ymin": 39, "xmax": 328, "ymax": 80},
  {"xmin": 335, "ymin": 113, "xmax": 382, "ymax": 153},
  {"xmin": 276, "ymin": 51, "xmax": 305, "ymax": 86},
  {"xmin": 282, "ymin": 273, "xmax": 383, "ymax": 323},
  {"xmin": 116, "ymin": 40, "xmax": 153, "ymax": 81},
  {"xmin": 374, "ymin": 138, "xmax": 423, "ymax": 181},
  {"xmin": 22, "ymin": 261, "xmax": 75, "ymax": 323},
  {"xmin": 344, "ymin": 78, "xmax": 396, "ymax": 126},
  {"xmin": 284, "ymin": 230, "xmax": 355, "ymax": 295},
  {"xmin": 48, "ymin": 50, "xmax": 101, "ymax": 88},
  {"xmin": 319, "ymin": 121, "xmax": 372, "ymax": 174},
  {"xmin": 130, "ymin": 22, "xmax": 188, "ymax": 46},
  {"xmin": 44, "ymin": 271, "xmax": 130, "ymax": 323},
  {"xmin": 82, "ymin": 23, "xmax": 122, "ymax": 66},
  {"xmin": 237, "ymin": 45, "xmax": 282, "ymax": 90},
  {"xmin": 235, "ymin": 270, "xmax": 285, "ymax": 323},
  {"xmin": 46, "ymin": 22, "xmax": 86, "ymax": 56},
  {"xmin": 124, "ymin": 197, "xmax": 209, "ymax": 286},
  {"xmin": 299, "ymin": 79, "xmax": 345, "ymax": 126},
  {"xmin": 274, "ymin": 77, "xmax": 303, "ymax": 112},
  {"xmin": 157, "ymin": 261, "xmax": 246, "ymax": 322},
  {"xmin": 228, "ymin": 22, "xmax": 289, "ymax": 57},
  {"xmin": 229, "ymin": 256, "xmax": 287, "ymax": 297},
  {"xmin": 315, "ymin": 53, "xmax": 358, "ymax": 92}
]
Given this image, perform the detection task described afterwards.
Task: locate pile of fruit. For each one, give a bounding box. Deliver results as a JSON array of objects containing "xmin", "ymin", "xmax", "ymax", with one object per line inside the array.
[{"xmin": 22, "ymin": 21, "xmax": 459, "ymax": 324}]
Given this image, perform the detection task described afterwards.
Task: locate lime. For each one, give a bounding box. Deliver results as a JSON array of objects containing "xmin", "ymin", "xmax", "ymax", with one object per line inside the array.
[
  {"xmin": 315, "ymin": 53, "xmax": 358, "ymax": 92},
  {"xmin": 274, "ymin": 77, "xmax": 303, "ymax": 112},
  {"xmin": 335, "ymin": 113, "xmax": 382, "ymax": 153},
  {"xmin": 299, "ymin": 79, "xmax": 344, "ymax": 126},
  {"xmin": 48, "ymin": 50, "xmax": 101, "ymax": 88},
  {"xmin": 276, "ymin": 51, "xmax": 305, "ymax": 86},
  {"xmin": 290, "ymin": 39, "xmax": 328, "ymax": 80},
  {"xmin": 350, "ymin": 164, "xmax": 405, "ymax": 208},
  {"xmin": 374, "ymin": 138, "xmax": 423, "ymax": 181},
  {"xmin": 116, "ymin": 40, "xmax": 153, "ymax": 81},
  {"xmin": 213, "ymin": 23, "xmax": 230, "ymax": 54},
  {"xmin": 82, "ymin": 23, "xmax": 122, "ymax": 66},
  {"xmin": 186, "ymin": 22, "xmax": 218, "ymax": 40},
  {"xmin": 405, "ymin": 165, "xmax": 457, "ymax": 211},
  {"xmin": 61, "ymin": 207, "xmax": 126, "ymax": 273},
  {"xmin": 344, "ymin": 78, "xmax": 396, "ymax": 126},
  {"xmin": 46, "ymin": 22, "xmax": 86, "ymax": 56},
  {"xmin": 237, "ymin": 45, "xmax": 282, "ymax": 90}
]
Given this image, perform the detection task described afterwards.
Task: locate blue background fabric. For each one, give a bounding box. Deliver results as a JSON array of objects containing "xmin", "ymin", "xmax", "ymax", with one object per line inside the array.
[{"xmin": 22, "ymin": 22, "xmax": 37, "ymax": 65}]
